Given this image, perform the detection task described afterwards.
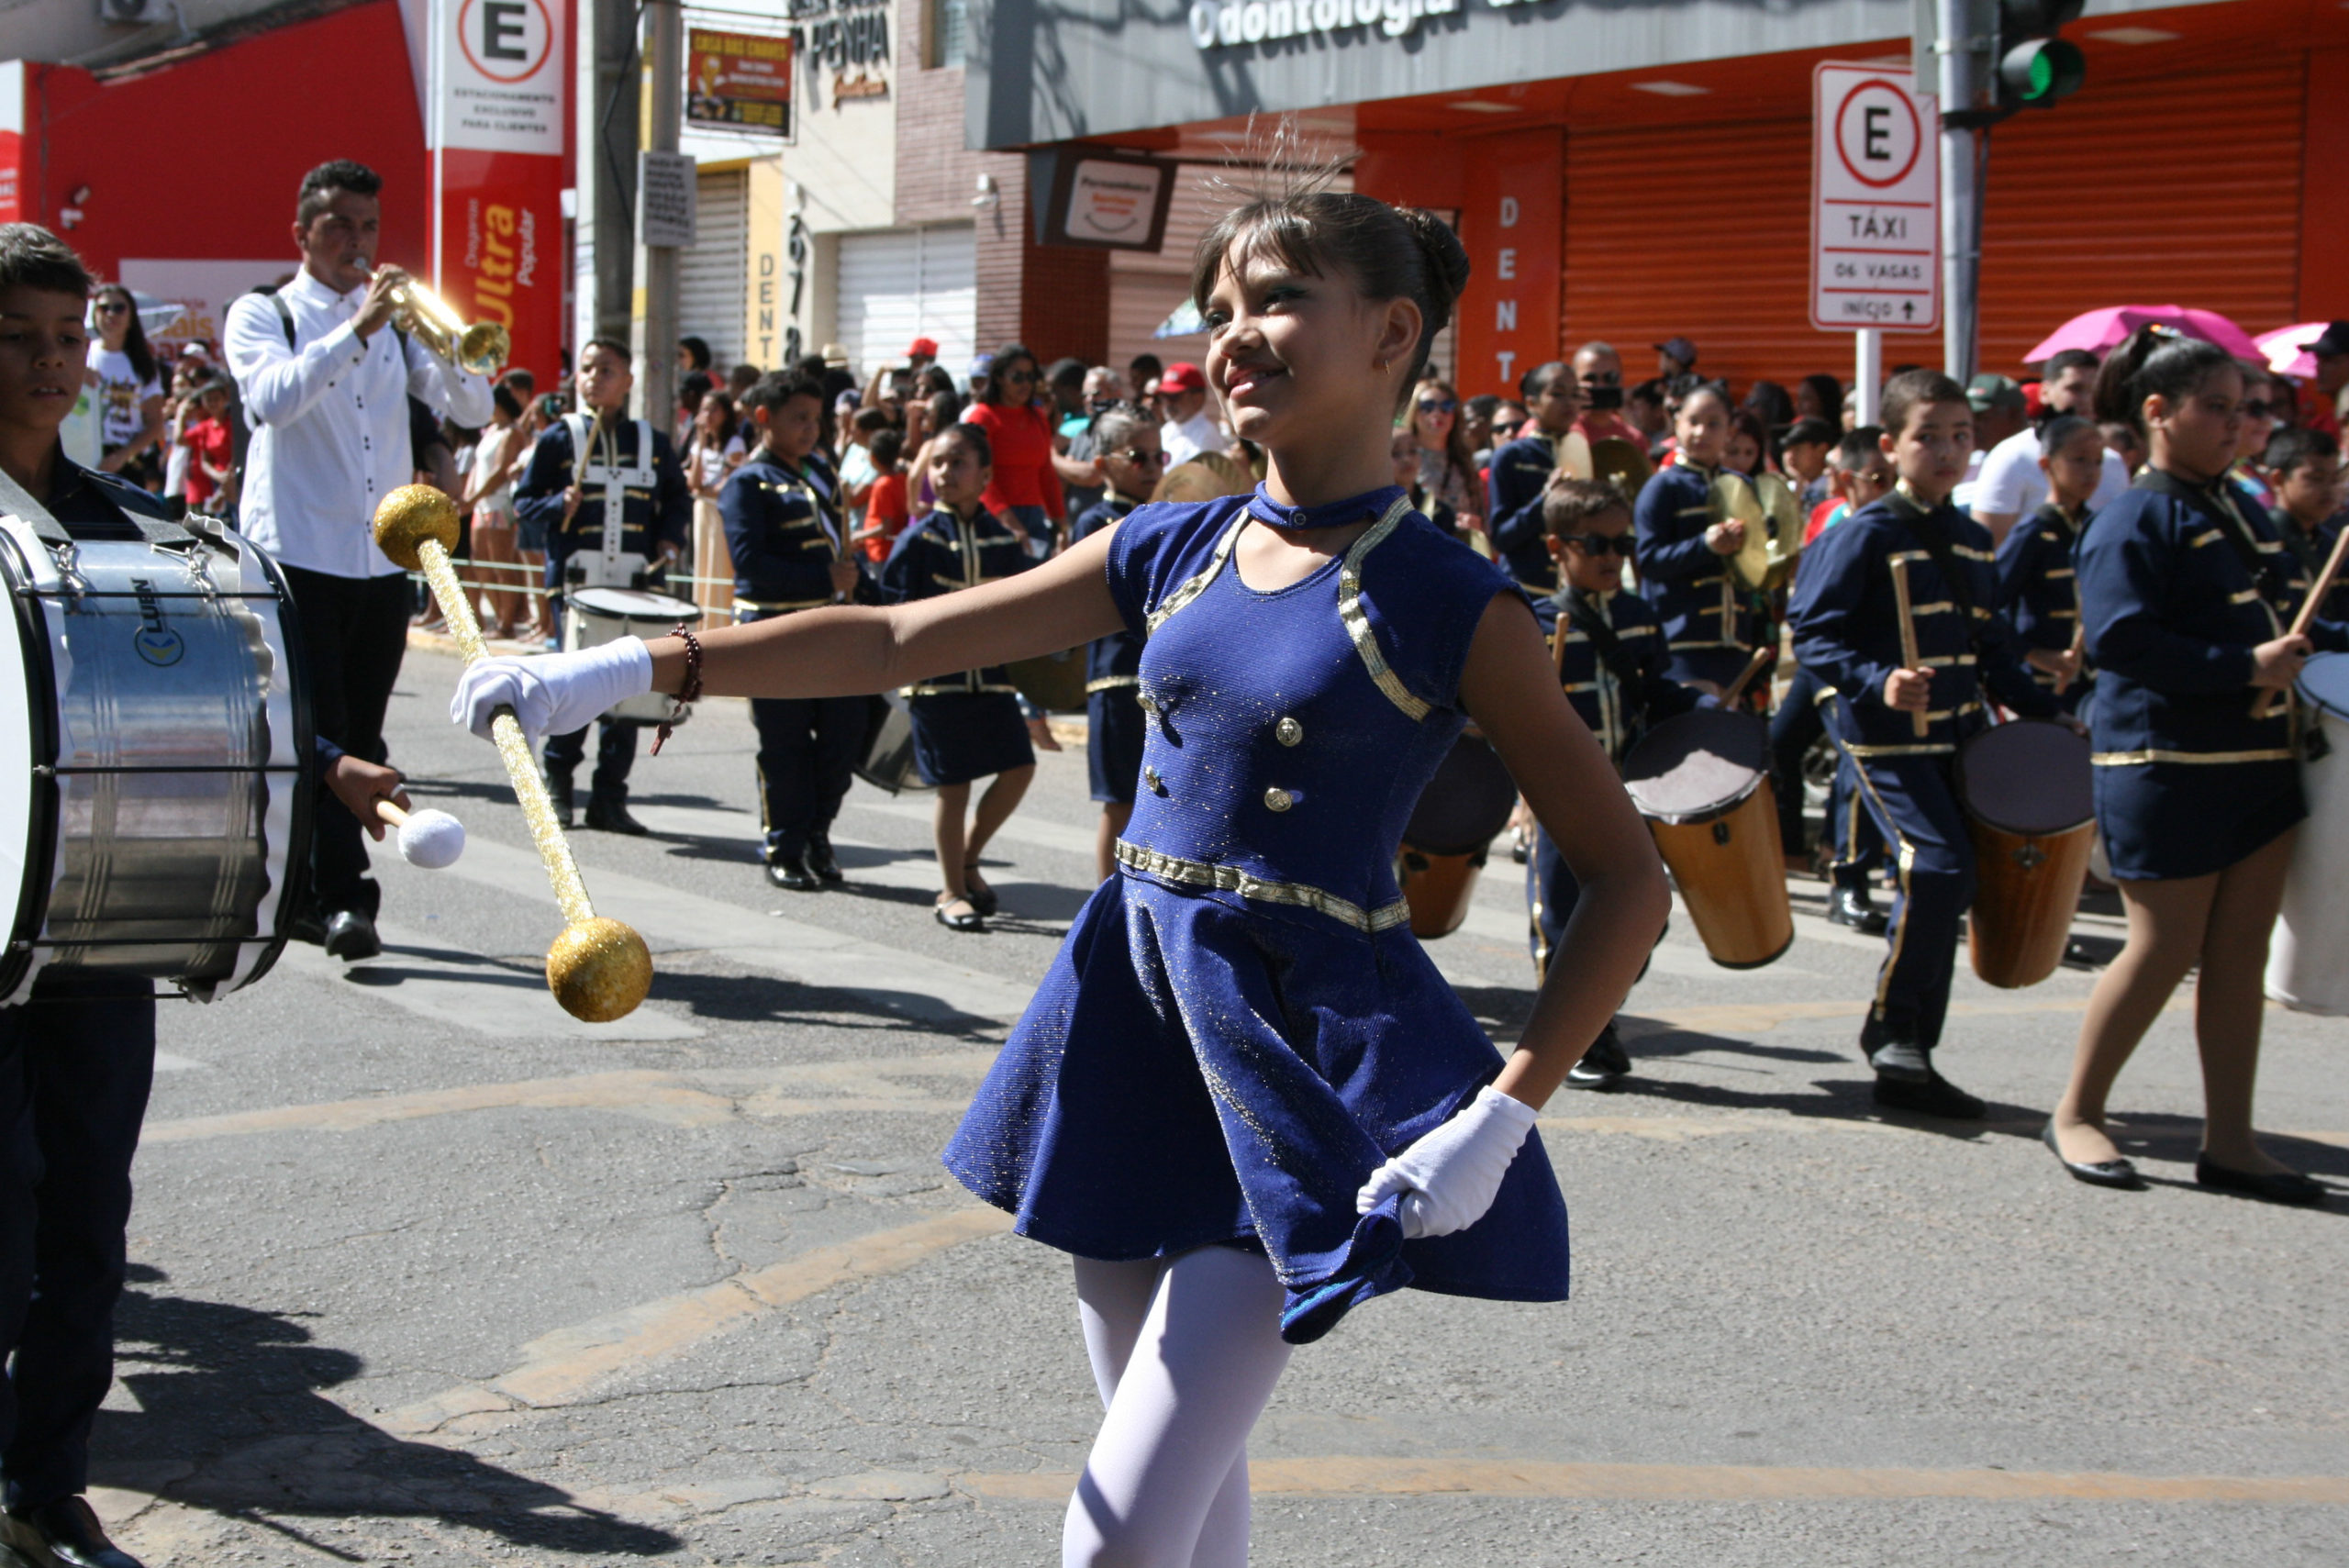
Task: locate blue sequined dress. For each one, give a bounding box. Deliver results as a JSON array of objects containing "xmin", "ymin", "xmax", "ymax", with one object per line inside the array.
[{"xmin": 942, "ymin": 485, "xmax": 1573, "ymax": 1343}]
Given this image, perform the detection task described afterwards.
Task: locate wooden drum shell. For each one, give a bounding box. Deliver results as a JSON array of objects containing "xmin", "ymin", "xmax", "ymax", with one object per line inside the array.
[
  {"xmin": 1397, "ymin": 848, "xmax": 1486, "ymax": 940},
  {"xmin": 1965, "ymin": 818, "xmax": 2096, "ymax": 989},
  {"xmin": 1644, "ymin": 781, "xmax": 1794, "ymax": 970}
]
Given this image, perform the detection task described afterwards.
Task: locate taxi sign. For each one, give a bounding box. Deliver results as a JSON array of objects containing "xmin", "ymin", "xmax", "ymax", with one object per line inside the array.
[{"xmin": 1811, "ymin": 62, "xmax": 1941, "ymax": 333}]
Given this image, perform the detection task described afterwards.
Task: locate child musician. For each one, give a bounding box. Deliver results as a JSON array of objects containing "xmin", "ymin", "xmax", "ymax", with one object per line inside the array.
[
  {"xmin": 1528, "ymin": 478, "xmax": 1704, "ymax": 1087},
  {"xmin": 1993, "ymin": 413, "xmax": 2103, "ymax": 713},
  {"xmin": 1789, "ymin": 371, "xmax": 2064, "ymax": 1119}
]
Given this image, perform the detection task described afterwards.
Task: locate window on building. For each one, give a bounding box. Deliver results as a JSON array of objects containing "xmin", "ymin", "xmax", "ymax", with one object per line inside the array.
[{"xmin": 927, "ymin": 0, "xmax": 967, "ymax": 68}]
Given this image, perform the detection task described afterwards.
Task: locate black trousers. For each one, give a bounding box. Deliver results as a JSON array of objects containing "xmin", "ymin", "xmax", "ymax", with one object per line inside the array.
[
  {"xmin": 282, "ymin": 567, "xmax": 412, "ymax": 919},
  {"xmin": 544, "ymin": 720, "xmax": 638, "ymax": 800},
  {"xmin": 751, "ymin": 695, "xmax": 869, "ymax": 859},
  {"xmin": 0, "ymin": 974, "xmax": 155, "ymax": 1510}
]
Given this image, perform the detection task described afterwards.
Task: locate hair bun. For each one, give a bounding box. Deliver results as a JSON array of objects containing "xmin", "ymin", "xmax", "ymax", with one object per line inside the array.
[{"xmin": 1394, "ymin": 206, "xmax": 1471, "ymax": 332}]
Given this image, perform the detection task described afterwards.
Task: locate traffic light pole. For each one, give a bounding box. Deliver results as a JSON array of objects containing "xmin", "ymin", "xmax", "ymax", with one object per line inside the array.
[{"xmin": 1936, "ymin": 0, "xmax": 1987, "ymax": 383}]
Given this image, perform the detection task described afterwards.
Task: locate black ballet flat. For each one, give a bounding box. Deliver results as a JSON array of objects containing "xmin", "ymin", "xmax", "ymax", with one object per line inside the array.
[
  {"xmin": 2195, "ymin": 1156, "xmax": 2327, "ymax": 1207},
  {"xmin": 2042, "ymin": 1121, "xmax": 2144, "ymax": 1190},
  {"xmin": 961, "ymin": 862, "xmax": 1000, "ymax": 917},
  {"xmin": 934, "ymin": 895, "xmax": 986, "ymax": 933}
]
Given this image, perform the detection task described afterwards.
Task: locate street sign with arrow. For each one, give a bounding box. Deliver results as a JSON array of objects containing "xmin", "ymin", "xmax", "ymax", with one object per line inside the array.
[{"xmin": 1810, "ymin": 62, "xmax": 1942, "ymax": 333}]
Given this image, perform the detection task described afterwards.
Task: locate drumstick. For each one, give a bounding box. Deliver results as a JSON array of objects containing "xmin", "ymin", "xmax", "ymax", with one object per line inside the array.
[
  {"xmin": 374, "ymin": 797, "xmax": 467, "ymax": 870},
  {"xmin": 1720, "ymin": 645, "xmax": 1776, "ymax": 708},
  {"xmin": 373, "ymin": 484, "xmax": 652, "ymax": 1022},
  {"xmin": 1888, "ymin": 556, "xmax": 1929, "ymax": 739},
  {"xmin": 2251, "ymin": 525, "xmax": 2349, "ymax": 720}
]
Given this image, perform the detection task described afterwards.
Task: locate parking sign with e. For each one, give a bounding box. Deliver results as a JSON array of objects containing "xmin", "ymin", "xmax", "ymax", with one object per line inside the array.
[{"xmin": 1810, "ymin": 63, "xmax": 1940, "ymax": 333}]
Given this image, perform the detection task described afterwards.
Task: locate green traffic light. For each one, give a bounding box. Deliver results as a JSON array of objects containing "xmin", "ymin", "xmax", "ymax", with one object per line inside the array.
[{"xmin": 2000, "ymin": 38, "xmax": 2087, "ymax": 104}]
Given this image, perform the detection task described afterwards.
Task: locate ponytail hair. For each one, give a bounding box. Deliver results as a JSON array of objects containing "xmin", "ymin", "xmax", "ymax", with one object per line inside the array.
[
  {"xmin": 1191, "ymin": 183, "xmax": 1471, "ymax": 406},
  {"xmin": 2092, "ymin": 326, "xmax": 2235, "ymax": 437}
]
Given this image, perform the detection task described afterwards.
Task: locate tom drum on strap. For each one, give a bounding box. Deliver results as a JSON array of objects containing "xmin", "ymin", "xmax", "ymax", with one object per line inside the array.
[{"xmin": 1, "ymin": 511, "xmax": 313, "ymax": 1005}]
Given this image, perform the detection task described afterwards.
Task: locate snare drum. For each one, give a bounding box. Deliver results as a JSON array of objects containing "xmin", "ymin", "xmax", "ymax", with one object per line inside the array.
[
  {"xmin": 563, "ymin": 586, "xmax": 700, "ymax": 726},
  {"xmin": 1956, "ymin": 720, "xmax": 2095, "ymax": 989},
  {"xmin": 1397, "ymin": 730, "xmax": 1518, "ymax": 939},
  {"xmin": 1620, "ymin": 710, "xmax": 1791, "ymax": 968},
  {"xmin": 2267, "ymin": 652, "xmax": 2349, "ymax": 1014},
  {"xmin": 1, "ymin": 513, "xmax": 312, "ymax": 1006}
]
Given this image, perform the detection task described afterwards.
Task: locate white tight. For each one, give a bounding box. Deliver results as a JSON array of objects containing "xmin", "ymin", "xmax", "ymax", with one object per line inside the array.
[{"xmin": 1063, "ymin": 1247, "xmax": 1293, "ymax": 1568}]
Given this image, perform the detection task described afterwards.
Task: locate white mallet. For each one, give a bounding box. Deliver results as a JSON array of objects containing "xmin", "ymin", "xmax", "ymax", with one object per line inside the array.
[{"xmin": 376, "ymin": 798, "xmax": 467, "ymax": 870}]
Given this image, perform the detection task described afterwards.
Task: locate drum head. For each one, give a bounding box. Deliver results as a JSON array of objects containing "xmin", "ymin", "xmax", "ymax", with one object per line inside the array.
[
  {"xmin": 569, "ymin": 586, "xmax": 698, "ymax": 619},
  {"xmin": 1620, "ymin": 710, "xmax": 1767, "ymax": 823},
  {"xmin": 2297, "ymin": 651, "xmax": 2349, "ymax": 722},
  {"xmin": 1957, "ymin": 719, "xmax": 2093, "ymax": 835},
  {"xmin": 1402, "ymin": 733, "xmax": 1519, "ymax": 856}
]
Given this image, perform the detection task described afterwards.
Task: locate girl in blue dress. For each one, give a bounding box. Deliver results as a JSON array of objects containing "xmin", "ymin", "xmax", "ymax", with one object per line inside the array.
[
  {"xmin": 876, "ymin": 421, "xmax": 1037, "ymax": 931},
  {"xmin": 2044, "ymin": 328, "xmax": 2346, "ymax": 1203},
  {"xmin": 454, "ymin": 183, "xmax": 1669, "ymax": 1564}
]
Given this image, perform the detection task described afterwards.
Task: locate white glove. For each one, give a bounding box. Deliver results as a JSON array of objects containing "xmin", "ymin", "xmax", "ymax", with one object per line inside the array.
[
  {"xmin": 1354, "ymin": 1086, "xmax": 1539, "ymax": 1240},
  {"xmin": 450, "ymin": 638, "xmax": 653, "ymax": 746}
]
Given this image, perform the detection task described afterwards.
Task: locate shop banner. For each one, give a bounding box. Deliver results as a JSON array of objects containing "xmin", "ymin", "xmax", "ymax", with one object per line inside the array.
[
  {"xmin": 426, "ymin": 0, "xmax": 566, "ymax": 384},
  {"xmin": 688, "ymin": 28, "xmax": 792, "ymax": 138}
]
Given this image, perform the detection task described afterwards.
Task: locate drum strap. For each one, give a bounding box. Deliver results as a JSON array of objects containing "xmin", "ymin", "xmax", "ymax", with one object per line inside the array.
[
  {"xmin": 1564, "ymin": 592, "xmax": 1653, "ymax": 700},
  {"xmin": 2135, "ymin": 469, "xmax": 2293, "ymax": 620},
  {"xmin": 1885, "ymin": 488, "xmax": 1980, "ymax": 640}
]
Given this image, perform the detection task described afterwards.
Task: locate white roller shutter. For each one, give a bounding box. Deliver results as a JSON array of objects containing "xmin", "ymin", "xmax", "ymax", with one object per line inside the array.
[
  {"xmin": 836, "ymin": 224, "xmax": 975, "ymax": 380},
  {"xmin": 679, "ymin": 167, "xmax": 749, "ymax": 369}
]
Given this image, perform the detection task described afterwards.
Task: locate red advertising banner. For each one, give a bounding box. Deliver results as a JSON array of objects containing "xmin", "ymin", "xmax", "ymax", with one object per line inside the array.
[
  {"xmin": 687, "ymin": 28, "xmax": 792, "ymax": 138},
  {"xmin": 435, "ymin": 149, "xmax": 565, "ymax": 385}
]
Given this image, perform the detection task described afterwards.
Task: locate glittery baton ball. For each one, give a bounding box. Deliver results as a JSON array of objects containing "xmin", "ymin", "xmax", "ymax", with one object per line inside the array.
[
  {"xmin": 546, "ymin": 917, "xmax": 654, "ymax": 1022},
  {"xmin": 372, "ymin": 484, "xmax": 462, "ymax": 571}
]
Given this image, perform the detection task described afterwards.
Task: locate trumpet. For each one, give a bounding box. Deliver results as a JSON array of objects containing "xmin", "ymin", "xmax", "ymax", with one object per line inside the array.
[{"xmin": 369, "ymin": 266, "xmax": 510, "ymax": 376}]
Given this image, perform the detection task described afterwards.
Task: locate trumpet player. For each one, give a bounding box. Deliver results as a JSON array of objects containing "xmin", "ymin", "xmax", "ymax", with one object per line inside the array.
[{"xmin": 227, "ymin": 158, "xmax": 493, "ymax": 962}]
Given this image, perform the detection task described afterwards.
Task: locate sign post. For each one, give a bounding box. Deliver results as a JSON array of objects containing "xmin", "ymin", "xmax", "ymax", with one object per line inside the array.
[
  {"xmin": 427, "ymin": 0, "xmax": 568, "ymax": 385},
  {"xmin": 1811, "ymin": 61, "xmax": 1940, "ymax": 413}
]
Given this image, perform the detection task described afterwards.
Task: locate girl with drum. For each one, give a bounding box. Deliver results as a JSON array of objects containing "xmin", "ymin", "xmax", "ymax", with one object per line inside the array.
[
  {"xmin": 2043, "ymin": 328, "xmax": 2347, "ymax": 1202},
  {"xmin": 1991, "ymin": 414, "xmax": 2102, "ymax": 712},
  {"xmin": 454, "ymin": 174, "xmax": 1666, "ymax": 1564},
  {"xmin": 874, "ymin": 421, "xmax": 1037, "ymax": 932}
]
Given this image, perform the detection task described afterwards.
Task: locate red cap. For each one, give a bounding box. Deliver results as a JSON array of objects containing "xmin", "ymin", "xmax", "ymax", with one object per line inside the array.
[
  {"xmin": 1158, "ymin": 361, "xmax": 1207, "ymax": 394},
  {"xmin": 907, "ymin": 337, "xmax": 939, "ymax": 359}
]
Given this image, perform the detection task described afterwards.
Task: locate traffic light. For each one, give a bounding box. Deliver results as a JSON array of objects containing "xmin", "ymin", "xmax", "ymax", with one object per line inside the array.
[{"xmin": 1996, "ymin": 0, "xmax": 2087, "ymax": 110}]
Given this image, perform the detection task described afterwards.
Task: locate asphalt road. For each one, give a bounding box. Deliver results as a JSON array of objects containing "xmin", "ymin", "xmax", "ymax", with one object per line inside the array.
[{"xmin": 84, "ymin": 643, "xmax": 2349, "ymax": 1565}]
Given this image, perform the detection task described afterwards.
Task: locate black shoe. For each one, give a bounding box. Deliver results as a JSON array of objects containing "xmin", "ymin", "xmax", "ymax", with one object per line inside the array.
[
  {"xmin": 584, "ymin": 795, "xmax": 648, "ymax": 836},
  {"xmin": 765, "ymin": 853, "xmax": 818, "ymax": 892},
  {"xmin": 1863, "ymin": 1034, "xmax": 1932, "ymax": 1084},
  {"xmin": 961, "ymin": 862, "xmax": 1000, "ymax": 917},
  {"xmin": 545, "ymin": 772, "xmax": 575, "ymax": 829},
  {"xmin": 807, "ymin": 832, "xmax": 844, "ymax": 884},
  {"xmin": 1826, "ymin": 884, "xmax": 1888, "ymax": 934},
  {"xmin": 6, "ymin": 1496, "xmax": 146, "ymax": 1567},
  {"xmin": 1873, "ymin": 1069, "xmax": 1986, "ymax": 1120},
  {"xmin": 2043, "ymin": 1121, "xmax": 2144, "ymax": 1189},
  {"xmin": 2195, "ymin": 1156, "xmax": 2327, "ymax": 1207},
  {"xmin": 934, "ymin": 895, "xmax": 985, "ymax": 932},
  {"xmin": 286, "ymin": 910, "xmax": 328, "ymax": 947},
  {"xmin": 1566, "ymin": 1024, "xmax": 1631, "ymax": 1090},
  {"xmin": 321, "ymin": 910, "xmax": 381, "ymax": 962}
]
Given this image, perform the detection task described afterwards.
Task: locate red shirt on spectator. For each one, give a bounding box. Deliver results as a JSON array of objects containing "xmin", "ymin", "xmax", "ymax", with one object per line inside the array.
[
  {"xmin": 182, "ymin": 415, "xmax": 230, "ymax": 508},
  {"xmin": 862, "ymin": 472, "xmax": 909, "ymax": 562},
  {"xmin": 967, "ymin": 400, "xmax": 1065, "ymax": 521}
]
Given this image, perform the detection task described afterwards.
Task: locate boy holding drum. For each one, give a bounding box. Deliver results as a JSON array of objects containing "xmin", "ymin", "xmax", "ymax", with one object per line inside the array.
[{"xmin": 1789, "ymin": 371, "xmax": 2065, "ymax": 1118}]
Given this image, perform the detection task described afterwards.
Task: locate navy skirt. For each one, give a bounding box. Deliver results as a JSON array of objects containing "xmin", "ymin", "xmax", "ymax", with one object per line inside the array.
[
  {"xmin": 908, "ymin": 691, "xmax": 1034, "ymax": 787},
  {"xmin": 1086, "ymin": 685, "xmax": 1147, "ymax": 805},
  {"xmin": 2097, "ymin": 758, "xmax": 2302, "ymax": 880}
]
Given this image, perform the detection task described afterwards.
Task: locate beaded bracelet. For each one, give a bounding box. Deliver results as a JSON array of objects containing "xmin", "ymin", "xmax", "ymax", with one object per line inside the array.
[{"xmin": 651, "ymin": 623, "xmax": 703, "ymax": 755}]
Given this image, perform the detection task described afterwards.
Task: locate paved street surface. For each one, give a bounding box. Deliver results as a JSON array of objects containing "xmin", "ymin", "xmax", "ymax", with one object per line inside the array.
[{"xmin": 92, "ymin": 645, "xmax": 2349, "ymax": 1565}]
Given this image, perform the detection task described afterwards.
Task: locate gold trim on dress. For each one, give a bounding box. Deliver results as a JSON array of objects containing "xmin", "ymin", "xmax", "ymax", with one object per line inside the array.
[
  {"xmin": 2092, "ymin": 746, "xmax": 2296, "ymax": 766},
  {"xmin": 1145, "ymin": 516, "xmax": 1248, "ymax": 634},
  {"xmin": 1085, "ymin": 674, "xmax": 1141, "ymax": 693},
  {"xmin": 1114, "ymin": 840, "xmax": 1409, "ymax": 932},
  {"xmin": 1337, "ymin": 494, "xmax": 1431, "ymax": 722}
]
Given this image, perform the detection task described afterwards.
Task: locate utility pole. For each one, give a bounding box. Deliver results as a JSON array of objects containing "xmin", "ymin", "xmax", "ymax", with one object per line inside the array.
[
  {"xmin": 1934, "ymin": 0, "xmax": 1989, "ymax": 383},
  {"xmin": 636, "ymin": 0, "xmax": 684, "ymax": 428},
  {"xmin": 577, "ymin": 0, "xmax": 640, "ymax": 354}
]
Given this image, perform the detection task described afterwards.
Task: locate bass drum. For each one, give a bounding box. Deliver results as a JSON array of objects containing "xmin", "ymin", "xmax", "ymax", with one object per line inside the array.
[
  {"xmin": 2267, "ymin": 652, "xmax": 2349, "ymax": 1013},
  {"xmin": 852, "ymin": 691, "xmax": 934, "ymax": 795},
  {"xmin": 1620, "ymin": 709, "xmax": 1792, "ymax": 968},
  {"xmin": 565, "ymin": 586, "xmax": 701, "ymax": 726},
  {"xmin": 1, "ymin": 512, "xmax": 313, "ymax": 1006},
  {"xmin": 1396, "ymin": 730, "xmax": 1518, "ymax": 940},
  {"xmin": 1957, "ymin": 720, "xmax": 2095, "ymax": 989}
]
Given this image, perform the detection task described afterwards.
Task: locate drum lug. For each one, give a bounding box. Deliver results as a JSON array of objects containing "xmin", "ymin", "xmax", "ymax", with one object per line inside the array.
[
  {"xmin": 1711, "ymin": 820, "xmax": 1731, "ymax": 846},
  {"xmin": 2012, "ymin": 842, "xmax": 2045, "ymax": 871}
]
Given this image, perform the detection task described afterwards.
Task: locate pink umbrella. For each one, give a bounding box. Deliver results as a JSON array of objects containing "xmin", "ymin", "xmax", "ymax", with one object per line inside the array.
[
  {"xmin": 2023, "ymin": 306, "xmax": 2264, "ymax": 366},
  {"xmin": 2255, "ymin": 322, "xmax": 2329, "ymax": 379}
]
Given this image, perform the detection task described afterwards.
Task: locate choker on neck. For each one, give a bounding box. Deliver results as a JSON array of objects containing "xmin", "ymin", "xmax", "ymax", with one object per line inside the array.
[{"xmin": 1245, "ymin": 484, "xmax": 1406, "ymax": 532}]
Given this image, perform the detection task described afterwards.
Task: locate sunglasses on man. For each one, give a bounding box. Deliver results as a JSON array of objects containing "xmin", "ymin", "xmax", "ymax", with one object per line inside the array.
[{"xmin": 1559, "ymin": 532, "xmax": 1634, "ymax": 556}]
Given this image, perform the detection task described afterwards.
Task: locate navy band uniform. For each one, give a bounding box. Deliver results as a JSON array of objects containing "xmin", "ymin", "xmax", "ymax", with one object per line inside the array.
[
  {"xmin": 513, "ymin": 413, "xmax": 692, "ymax": 813},
  {"xmin": 722, "ymin": 448, "xmax": 872, "ymax": 868},
  {"xmin": 876, "ymin": 505, "xmax": 1037, "ymax": 785},
  {"xmin": 1789, "ymin": 484, "xmax": 2058, "ymax": 1056},
  {"xmin": 1070, "ymin": 494, "xmax": 1147, "ymax": 806},
  {"xmin": 1633, "ymin": 459, "xmax": 1763, "ymax": 690},
  {"xmin": 2079, "ymin": 472, "xmax": 2349, "ymax": 882},
  {"xmin": 1993, "ymin": 497, "xmax": 2095, "ymax": 715},
  {"xmin": 1484, "ymin": 429, "xmax": 1569, "ymax": 591}
]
